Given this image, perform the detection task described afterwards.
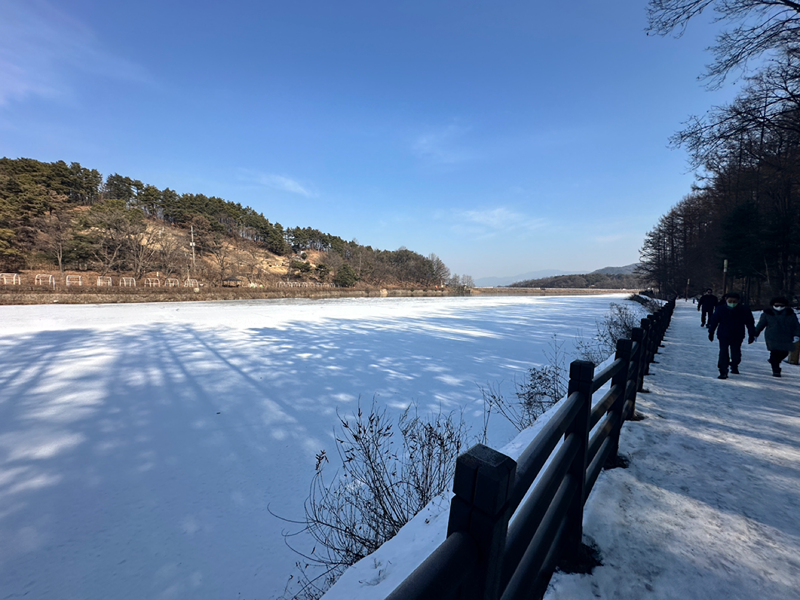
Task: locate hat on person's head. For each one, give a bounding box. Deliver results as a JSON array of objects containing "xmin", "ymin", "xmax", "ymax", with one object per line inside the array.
[
  {"xmin": 726, "ymin": 292, "xmax": 741, "ymax": 301},
  {"xmin": 770, "ymin": 296, "xmax": 789, "ymax": 306}
]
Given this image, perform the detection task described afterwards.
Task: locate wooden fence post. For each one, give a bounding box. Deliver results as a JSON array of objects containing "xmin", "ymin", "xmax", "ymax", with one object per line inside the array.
[
  {"xmin": 635, "ymin": 323, "xmax": 649, "ymax": 393},
  {"xmin": 640, "ymin": 318, "xmax": 653, "ymax": 375},
  {"xmin": 656, "ymin": 309, "xmax": 667, "ymax": 347},
  {"xmin": 650, "ymin": 313, "xmax": 660, "ymax": 350},
  {"xmin": 647, "ymin": 315, "xmax": 659, "ymax": 362},
  {"xmin": 657, "ymin": 301, "xmax": 674, "ymax": 344},
  {"xmin": 563, "ymin": 360, "xmax": 594, "ymax": 555},
  {"xmin": 447, "ymin": 444, "xmax": 516, "ymax": 600},
  {"xmin": 607, "ymin": 338, "xmax": 632, "ymax": 464},
  {"xmin": 629, "ymin": 327, "xmax": 644, "ymax": 410}
]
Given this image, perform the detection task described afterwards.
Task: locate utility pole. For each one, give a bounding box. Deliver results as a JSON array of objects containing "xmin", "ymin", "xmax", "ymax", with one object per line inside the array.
[
  {"xmin": 722, "ymin": 259, "xmax": 728, "ymax": 296},
  {"xmin": 685, "ymin": 278, "xmax": 690, "ymax": 301},
  {"xmin": 190, "ymin": 225, "xmax": 196, "ymax": 273}
]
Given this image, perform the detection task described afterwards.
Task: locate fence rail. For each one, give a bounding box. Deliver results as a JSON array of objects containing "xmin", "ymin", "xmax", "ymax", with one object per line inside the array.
[
  {"xmin": 0, "ymin": 274, "xmax": 336, "ymax": 289},
  {"xmin": 387, "ymin": 298, "xmax": 675, "ymax": 600}
]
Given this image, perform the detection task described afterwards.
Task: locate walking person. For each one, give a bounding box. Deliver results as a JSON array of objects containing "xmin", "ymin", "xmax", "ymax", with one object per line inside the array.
[
  {"xmin": 753, "ymin": 297, "xmax": 800, "ymax": 377},
  {"xmin": 698, "ymin": 288, "xmax": 718, "ymax": 327},
  {"xmin": 708, "ymin": 292, "xmax": 756, "ymax": 379}
]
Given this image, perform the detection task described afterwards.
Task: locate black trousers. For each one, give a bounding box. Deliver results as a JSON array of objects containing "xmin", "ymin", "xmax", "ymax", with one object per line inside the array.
[
  {"xmin": 718, "ymin": 339, "xmax": 743, "ymax": 373},
  {"xmin": 769, "ymin": 350, "xmax": 790, "ymax": 373},
  {"xmin": 701, "ymin": 307, "xmax": 713, "ymax": 326}
]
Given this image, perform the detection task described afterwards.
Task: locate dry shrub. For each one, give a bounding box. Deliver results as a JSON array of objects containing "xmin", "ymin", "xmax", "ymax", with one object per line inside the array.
[
  {"xmin": 628, "ymin": 293, "xmax": 660, "ymax": 313},
  {"xmin": 481, "ymin": 336, "xmax": 568, "ymax": 432},
  {"xmin": 577, "ymin": 302, "xmax": 643, "ymax": 365},
  {"xmin": 277, "ymin": 398, "xmax": 468, "ymax": 599}
]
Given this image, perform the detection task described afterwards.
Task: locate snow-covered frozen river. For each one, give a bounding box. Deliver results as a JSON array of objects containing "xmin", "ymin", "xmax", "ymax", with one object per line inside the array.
[{"xmin": 0, "ymin": 294, "xmax": 630, "ymax": 599}]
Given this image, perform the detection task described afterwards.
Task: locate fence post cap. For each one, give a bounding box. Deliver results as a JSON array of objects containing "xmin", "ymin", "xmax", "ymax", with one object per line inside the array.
[
  {"xmin": 452, "ymin": 444, "xmax": 515, "ymax": 515},
  {"xmin": 615, "ymin": 337, "xmax": 633, "ymax": 355},
  {"xmin": 569, "ymin": 359, "xmax": 595, "ymax": 382}
]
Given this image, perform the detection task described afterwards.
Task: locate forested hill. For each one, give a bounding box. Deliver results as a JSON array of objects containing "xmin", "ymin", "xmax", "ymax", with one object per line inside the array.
[
  {"xmin": 507, "ymin": 272, "xmax": 642, "ymax": 289},
  {"xmin": 0, "ymin": 158, "xmax": 458, "ymax": 287}
]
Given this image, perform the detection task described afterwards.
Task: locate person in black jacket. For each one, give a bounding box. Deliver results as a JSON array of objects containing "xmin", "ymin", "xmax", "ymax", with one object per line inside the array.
[
  {"xmin": 698, "ymin": 288, "xmax": 718, "ymax": 327},
  {"xmin": 707, "ymin": 292, "xmax": 756, "ymax": 379}
]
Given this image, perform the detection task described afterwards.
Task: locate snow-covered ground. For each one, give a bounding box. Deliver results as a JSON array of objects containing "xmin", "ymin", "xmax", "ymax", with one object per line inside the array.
[
  {"xmin": 547, "ymin": 301, "xmax": 800, "ymax": 599},
  {"xmin": 0, "ymin": 294, "xmax": 629, "ymax": 600},
  {"xmin": 325, "ymin": 301, "xmax": 800, "ymax": 600}
]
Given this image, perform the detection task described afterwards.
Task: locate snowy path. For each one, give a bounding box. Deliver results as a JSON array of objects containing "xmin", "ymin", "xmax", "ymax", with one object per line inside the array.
[{"xmin": 547, "ymin": 302, "xmax": 800, "ymax": 600}]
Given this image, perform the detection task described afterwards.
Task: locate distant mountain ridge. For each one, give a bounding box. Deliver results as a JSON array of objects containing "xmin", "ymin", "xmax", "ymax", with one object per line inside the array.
[
  {"xmin": 507, "ymin": 269, "xmax": 642, "ymax": 290},
  {"xmin": 590, "ymin": 263, "xmax": 640, "ymax": 275},
  {"xmin": 474, "ymin": 269, "xmax": 582, "ymax": 288},
  {"xmin": 475, "ymin": 263, "xmax": 640, "ymax": 288}
]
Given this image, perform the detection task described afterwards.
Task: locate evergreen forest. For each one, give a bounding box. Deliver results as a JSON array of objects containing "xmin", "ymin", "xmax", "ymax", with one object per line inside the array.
[
  {"xmin": 0, "ymin": 157, "xmax": 458, "ymax": 288},
  {"xmin": 639, "ymin": 1, "xmax": 800, "ymax": 304}
]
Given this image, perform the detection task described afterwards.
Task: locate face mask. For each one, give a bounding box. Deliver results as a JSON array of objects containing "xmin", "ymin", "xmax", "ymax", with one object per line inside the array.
[
  {"xmin": 727, "ymin": 302, "xmax": 737, "ymax": 308},
  {"xmin": 774, "ymin": 306, "xmax": 786, "ymax": 312}
]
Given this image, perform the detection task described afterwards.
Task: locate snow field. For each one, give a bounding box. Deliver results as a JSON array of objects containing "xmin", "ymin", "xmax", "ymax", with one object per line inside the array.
[{"xmin": 0, "ymin": 295, "xmax": 629, "ymax": 600}]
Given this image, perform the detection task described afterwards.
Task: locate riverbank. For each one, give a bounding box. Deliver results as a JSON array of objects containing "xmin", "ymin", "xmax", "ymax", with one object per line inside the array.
[
  {"xmin": 0, "ymin": 285, "xmax": 634, "ymax": 305},
  {"xmin": 470, "ymin": 287, "xmax": 637, "ymax": 296}
]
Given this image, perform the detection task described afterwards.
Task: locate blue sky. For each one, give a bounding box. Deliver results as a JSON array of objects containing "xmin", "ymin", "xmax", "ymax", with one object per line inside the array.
[{"xmin": 0, "ymin": 0, "xmax": 739, "ymax": 279}]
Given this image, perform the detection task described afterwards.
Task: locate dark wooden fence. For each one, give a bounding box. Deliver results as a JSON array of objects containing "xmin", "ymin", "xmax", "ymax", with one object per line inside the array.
[{"xmin": 385, "ymin": 298, "xmax": 675, "ymax": 600}]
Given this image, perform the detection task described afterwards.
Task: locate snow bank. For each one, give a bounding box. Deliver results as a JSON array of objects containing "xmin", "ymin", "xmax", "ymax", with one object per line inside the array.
[{"xmin": 322, "ymin": 351, "xmax": 620, "ymax": 599}]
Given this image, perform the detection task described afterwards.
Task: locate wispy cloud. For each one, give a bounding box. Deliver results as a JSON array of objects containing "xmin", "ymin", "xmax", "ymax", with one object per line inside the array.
[
  {"xmin": 593, "ymin": 234, "xmax": 624, "ymax": 244},
  {"xmin": 444, "ymin": 206, "xmax": 549, "ymax": 239},
  {"xmin": 413, "ymin": 124, "xmax": 474, "ymax": 165},
  {"xmin": 237, "ymin": 169, "xmax": 316, "ymax": 197},
  {"xmin": 0, "ymin": 0, "xmax": 150, "ymax": 106}
]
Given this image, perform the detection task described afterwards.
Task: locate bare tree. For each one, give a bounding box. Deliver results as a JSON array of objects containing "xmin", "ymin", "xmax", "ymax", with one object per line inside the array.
[
  {"xmin": 647, "ymin": 0, "xmax": 800, "ymax": 86},
  {"xmin": 427, "ymin": 253, "xmax": 451, "ymax": 286},
  {"xmin": 155, "ymin": 231, "xmax": 184, "ymax": 279},
  {"xmin": 672, "ymin": 49, "xmax": 800, "ymax": 169},
  {"xmin": 82, "ymin": 200, "xmax": 133, "ymax": 275},
  {"xmin": 126, "ymin": 224, "xmax": 160, "ymax": 279},
  {"xmin": 448, "ymin": 273, "xmax": 462, "ymax": 286},
  {"xmin": 35, "ymin": 208, "xmax": 73, "ymax": 273},
  {"xmin": 240, "ymin": 243, "xmax": 264, "ymax": 283},
  {"xmin": 206, "ymin": 233, "xmax": 232, "ymax": 285}
]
